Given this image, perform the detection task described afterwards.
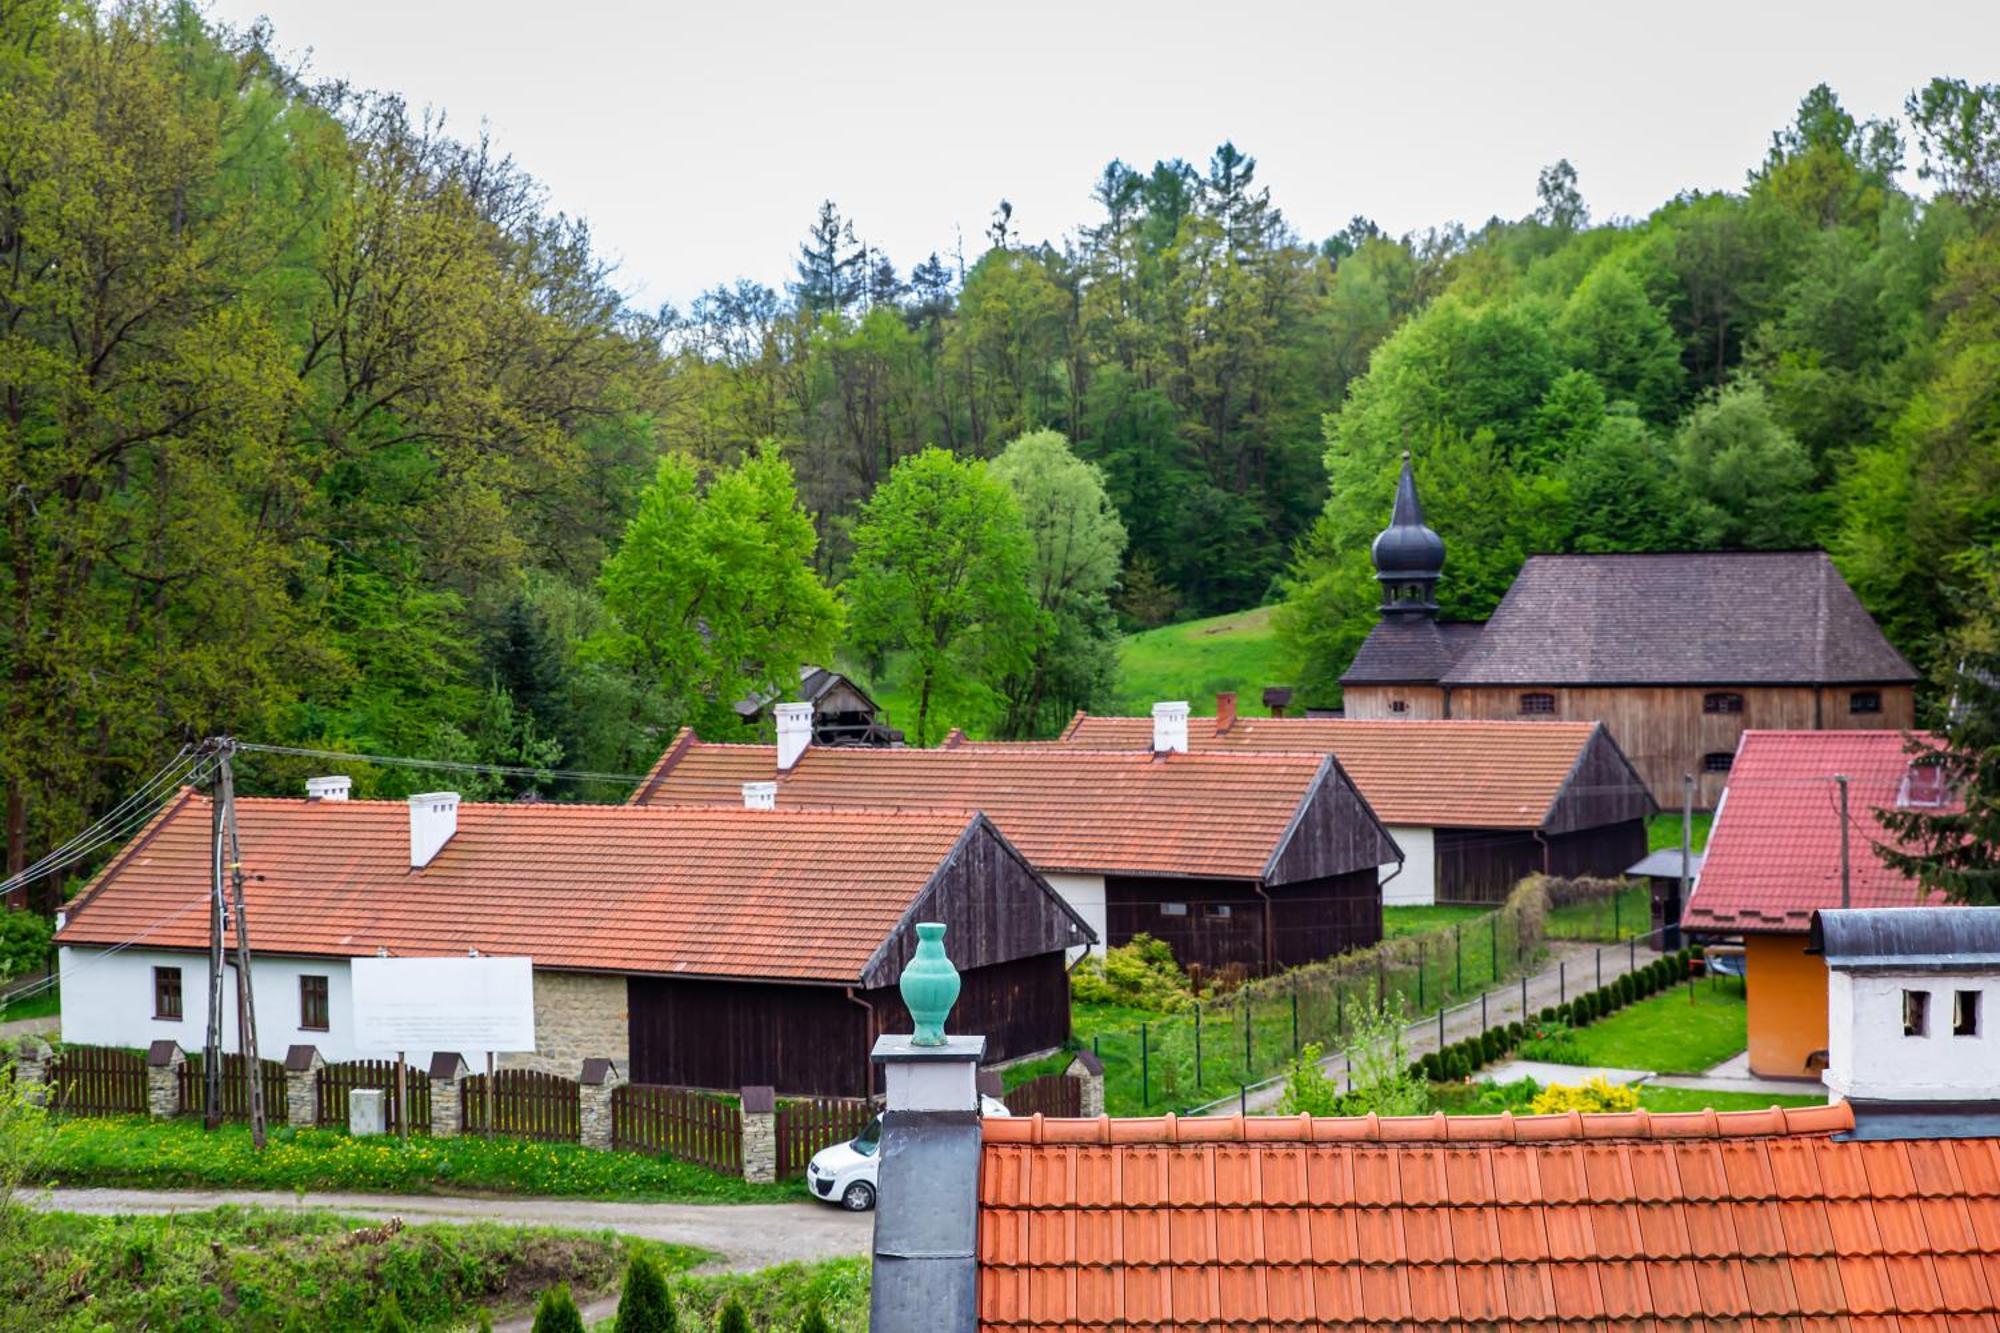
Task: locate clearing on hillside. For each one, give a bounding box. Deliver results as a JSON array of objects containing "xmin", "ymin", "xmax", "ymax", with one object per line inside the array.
[{"xmin": 1116, "ymin": 607, "xmax": 1282, "ymax": 715}]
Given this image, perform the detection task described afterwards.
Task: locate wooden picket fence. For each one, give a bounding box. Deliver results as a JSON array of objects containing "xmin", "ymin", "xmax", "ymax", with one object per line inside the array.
[
  {"xmin": 177, "ymin": 1052, "xmax": 286, "ymax": 1121},
  {"xmin": 1002, "ymin": 1072, "xmax": 1082, "ymax": 1119},
  {"xmin": 316, "ymin": 1059, "xmax": 431, "ymax": 1134},
  {"xmin": 776, "ymin": 1096, "xmax": 872, "ymax": 1179},
  {"xmin": 611, "ymin": 1083, "xmax": 742, "ymax": 1174},
  {"xmin": 461, "ymin": 1068, "xmax": 579, "ymax": 1142},
  {"xmin": 44, "ymin": 1045, "xmax": 147, "ymax": 1115}
]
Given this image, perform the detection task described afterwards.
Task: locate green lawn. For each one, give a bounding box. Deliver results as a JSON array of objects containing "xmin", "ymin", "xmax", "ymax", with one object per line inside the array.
[
  {"xmin": 1545, "ymin": 885, "xmax": 1651, "ymax": 941},
  {"xmin": 1636, "ymin": 1086, "xmax": 1825, "ymax": 1113},
  {"xmin": 1115, "ymin": 606, "xmax": 1282, "ymax": 715},
  {"xmin": 1648, "ymin": 812, "xmax": 1713, "ymax": 852},
  {"xmin": 1553, "ymin": 980, "xmax": 1747, "ymax": 1074},
  {"xmin": 1383, "ymin": 905, "xmax": 1493, "ymax": 938},
  {"xmin": 0, "ymin": 983, "xmax": 58, "ymax": 1022}
]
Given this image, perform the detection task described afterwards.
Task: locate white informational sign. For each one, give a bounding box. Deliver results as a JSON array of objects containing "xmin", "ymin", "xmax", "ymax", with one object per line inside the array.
[{"xmin": 350, "ymin": 956, "xmax": 536, "ymax": 1055}]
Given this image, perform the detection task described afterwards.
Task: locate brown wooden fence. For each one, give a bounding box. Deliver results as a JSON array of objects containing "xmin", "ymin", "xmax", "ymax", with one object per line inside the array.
[
  {"xmin": 461, "ymin": 1069, "xmax": 579, "ymax": 1142},
  {"xmin": 776, "ymin": 1096, "xmax": 872, "ymax": 1179},
  {"xmin": 316, "ymin": 1059, "xmax": 431, "ymax": 1134},
  {"xmin": 44, "ymin": 1045, "xmax": 147, "ymax": 1115},
  {"xmin": 1002, "ymin": 1073, "xmax": 1082, "ymax": 1118},
  {"xmin": 177, "ymin": 1052, "xmax": 287, "ymax": 1121},
  {"xmin": 611, "ymin": 1083, "xmax": 741, "ymax": 1174}
]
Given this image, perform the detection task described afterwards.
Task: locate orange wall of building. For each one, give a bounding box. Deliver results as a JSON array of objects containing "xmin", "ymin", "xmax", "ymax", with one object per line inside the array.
[{"xmin": 1746, "ymin": 932, "xmax": 1828, "ymax": 1079}]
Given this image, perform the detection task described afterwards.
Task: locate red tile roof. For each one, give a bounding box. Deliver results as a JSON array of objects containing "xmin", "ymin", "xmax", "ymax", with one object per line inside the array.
[
  {"xmin": 1684, "ymin": 731, "xmax": 1952, "ymax": 934},
  {"xmin": 633, "ymin": 734, "xmax": 1392, "ymax": 881},
  {"xmin": 1060, "ymin": 714, "xmax": 1629, "ymax": 828},
  {"xmin": 56, "ymin": 792, "xmax": 994, "ymax": 982},
  {"xmin": 977, "ymin": 1101, "xmax": 2000, "ymax": 1330}
]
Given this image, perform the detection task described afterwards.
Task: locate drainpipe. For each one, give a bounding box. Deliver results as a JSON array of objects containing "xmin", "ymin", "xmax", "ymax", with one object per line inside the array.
[
  {"xmin": 1254, "ymin": 882, "xmax": 1275, "ymax": 974},
  {"xmin": 846, "ymin": 987, "xmax": 876, "ymax": 1100},
  {"xmin": 1532, "ymin": 830, "xmax": 1552, "ymax": 876},
  {"xmin": 1376, "ymin": 857, "xmax": 1406, "ymax": 936}
]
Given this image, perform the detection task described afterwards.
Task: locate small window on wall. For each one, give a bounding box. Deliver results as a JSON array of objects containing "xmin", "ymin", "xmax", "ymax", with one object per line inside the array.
[
  {"xmin": 1159, "ymin": 902, "xmax": 1188, "ymax": 917},
  {"xmin": 1703, "ymin": 692, "xmax": 1744, "ymax": 714},
  {"xmin": 1955, "ymin": 990, "xmax": 1982, "ymax": 1037},
  {"xmin": 1519, "ymin": 692, "xmax": 1556, "ymax": 715},
  {"xmin": 1207, "ymin": 904, "xmax": 1233, "ymax": 919},
  {"xmin": 1703, "ymin": 752, "xmax": 1734, "ymax": 773},
  {"xmin": 1904, "ymin": 989, "xmax": 1931, "ymax": 1037},
  {"xmin": 1389, "ymin": 699, "xmax": 1409, "ymax": 714},
  {"xmin": 153, "ymin": 966, "xmax": 182, "ymax": 1020},
  {"xmin": 1850, "ymin": 691, "xmax": 1883, "ymax": 715},
  {"xmin": 299, "ymin": 974, "xmax": 330, "ymax": 1032}
]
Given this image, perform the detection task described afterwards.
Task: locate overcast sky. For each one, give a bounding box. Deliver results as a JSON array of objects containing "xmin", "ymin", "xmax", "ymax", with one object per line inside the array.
[{"xmin": 202, "ymin": 0, "xmax": 1998, "ymax": 310}]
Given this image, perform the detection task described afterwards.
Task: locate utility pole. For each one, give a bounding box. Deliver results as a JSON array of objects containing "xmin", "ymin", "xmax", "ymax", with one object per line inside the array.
[
  {"xmin": 1836, "ymin": 774, "xmax": 1852, "ymax": 910},
  {"xmin": 204, "ymin": 739, "xmax": 227, "ymax": 1130},
  {"xmin": 217, "ymin": 740, "xmax": 268, "ymax": 1148}
]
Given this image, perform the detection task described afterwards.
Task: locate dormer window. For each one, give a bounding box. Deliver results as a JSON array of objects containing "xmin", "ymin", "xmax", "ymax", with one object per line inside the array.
[
  {"xmin": 1703, "ymin": 692, "xmax": 1744, "ymax": 714},
  {"xmin": 1850, "ymin": 691, "xmax": 1883, "ymax": 714},
  {"xmin": 1519, "ymin": 693, "xmax": 1556, "ymax": 716}
]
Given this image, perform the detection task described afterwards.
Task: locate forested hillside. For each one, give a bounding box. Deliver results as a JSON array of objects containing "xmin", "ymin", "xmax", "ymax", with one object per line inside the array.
[{"xmin": 3, "ymin": 0, "xmax": 1996, "ymax": 884}]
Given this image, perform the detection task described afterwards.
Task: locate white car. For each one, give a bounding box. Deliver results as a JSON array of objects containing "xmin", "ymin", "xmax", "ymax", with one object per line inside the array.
[{"xmin": 806, "ymin": 1096, "xmax": 1010, "ymax": 1211}]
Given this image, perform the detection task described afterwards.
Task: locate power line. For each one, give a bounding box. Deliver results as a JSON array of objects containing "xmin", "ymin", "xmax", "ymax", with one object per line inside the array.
[
  {"xmin": 0, "ymin": 752, "xmax": 217, "ymax": 902},
  {"xmin": 233, "ymin": 742, "xmax": 647, "ymax": 786}
]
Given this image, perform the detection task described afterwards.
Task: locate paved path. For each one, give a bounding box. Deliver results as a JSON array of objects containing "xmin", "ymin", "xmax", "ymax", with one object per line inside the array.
[
  {"xmin": 0, "ymin": 1014, "xmax": 57, "ymax": 1039},
  {"xmin": 1203, "ymin": 937, "xmax": 1668, "ymax": 1115},
  {"xmin": 1647, "ymin": 1051, "xmax": 1825, "ymax": 1098}
]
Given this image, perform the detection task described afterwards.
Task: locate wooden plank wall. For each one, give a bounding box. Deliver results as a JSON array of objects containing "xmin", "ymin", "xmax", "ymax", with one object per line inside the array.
[
  {"xmin": 1105, "ymin": 871, "xmax": 1381, "ymax": 974},
  {"xmin": 861, "ymin": 951, "xmax": 1070, "ymax": 1069},
  {"xmin": 1265, "ymin": 763, "xmax": 1402, "ymax": 886},
  {"xmin": 1339, "ymin": 685, "xmax": 1448, "ymax": 720}
]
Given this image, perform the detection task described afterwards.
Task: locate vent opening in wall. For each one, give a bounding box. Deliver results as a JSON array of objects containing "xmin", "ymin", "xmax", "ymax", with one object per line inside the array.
[
  {"xmin": 1850, "ymin": 690, "xmax": 1883, "ymax": 714},
  {"xmin": 1703, "ymin": 692, "xmax": 1744, "ymax": 714},
  {"xmin": 1159, "ymin": 902, "xmax": 1188, "ymax": 917},
  {"xmin": 1955, "ymin": 990, "xmax": 1981, "ymax": 1038},
  {"xmin": 1519, "ymin": 692, "xmax": 1555, "ymax": 715},
  {"xmin": 1703, "ymin": 752, "xmax": 1734, "ymax": 773},
  {"xmin": 1388, "ymin": 699, "xmax": 1409, "ymax": 714},
  {"xmin": 1904, "ymin": 989, "xmax": 1931, "ymax": 1037}
]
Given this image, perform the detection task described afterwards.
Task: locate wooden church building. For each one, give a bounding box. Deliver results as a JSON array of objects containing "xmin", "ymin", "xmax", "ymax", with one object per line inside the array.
[{"xmin": 1339, "ymin": 455, "xmax": 1918, "ymax": 807}]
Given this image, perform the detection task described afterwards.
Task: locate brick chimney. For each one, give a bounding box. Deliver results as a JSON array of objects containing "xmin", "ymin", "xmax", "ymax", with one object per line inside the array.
[
  {"xmin": 775, "ymin": 701, "xmax": 814, "ymax": 772},
  {"xmin": 1215, "ymin": 691, "xmax": 1237, "ymax": 734},
  {"xmin": 1151, "ymin": 700, "xmax": 1189, "ymax": 755},
  {"xmin": 408, "ymin": 792, "xmax": 459, "ymax": 869},
  {"xmin": 305, "ymin": 775, "xmax": 352, "ymax": 802}
]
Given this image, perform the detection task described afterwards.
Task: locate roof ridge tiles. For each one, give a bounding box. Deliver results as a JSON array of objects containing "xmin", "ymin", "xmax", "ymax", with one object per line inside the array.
[{"xmin": 984, "ymin": 1100, "xmax": 1856, "ymax": 1146}]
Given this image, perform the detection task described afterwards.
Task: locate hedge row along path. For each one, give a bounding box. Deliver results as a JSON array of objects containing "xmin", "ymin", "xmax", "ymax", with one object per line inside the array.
[{"xmin": 1210, "ymin": 935, "xmax": 1673, "ymax": 1115}]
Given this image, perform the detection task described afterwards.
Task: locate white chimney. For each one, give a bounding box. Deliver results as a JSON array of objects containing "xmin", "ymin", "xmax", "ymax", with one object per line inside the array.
[
  {"xmin": 1152, "ymin": 700, "xmax": 1190, "ymax": 754},
  {"xmin": 775, "ymin": 701, "xmax": 814, "ymax": 772},
  {"xmin": 408, "ymin": 792, "xmax": 460, "ymax": 869},
  {"xmin": 306, "ymin": 775, "xmax": 352, "ymax": 802},
  {"xmin": 742, "ymin": 781, "xmax": 777, "ymax": 811}
]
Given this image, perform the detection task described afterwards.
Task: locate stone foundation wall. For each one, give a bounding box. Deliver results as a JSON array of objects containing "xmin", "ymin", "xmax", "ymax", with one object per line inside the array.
[{"xmin": 501, "ymin": 972, "xmax": 629, "ymax": 1076}]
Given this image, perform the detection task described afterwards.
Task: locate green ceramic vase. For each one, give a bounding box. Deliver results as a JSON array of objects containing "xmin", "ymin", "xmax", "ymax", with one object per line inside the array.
[{"xmin": 900, "ymin": 921, "xmax": 960, "ymax": 1046}]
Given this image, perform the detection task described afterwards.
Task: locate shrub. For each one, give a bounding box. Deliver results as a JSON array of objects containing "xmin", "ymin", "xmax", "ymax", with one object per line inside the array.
[
  {"xmin": 0, "ymin": 912, "xmax": 52, "ymax": 981},
  {"xmin": 718, "ymin": 1296, "xmax": 752, "ymax": 1333},
  {"xmin": 1539, "ymin": 1007, "xmax": 1556, "ymax": 1024},
  {"xmin": 799, "ymin": 1308, "xmax": 831, "ymax": 1333},
  {"xmin": 1517, "ymin": 1021, "xmax": 1585, "ymax": 1064},
  {"xmin": 1530, "ymin": 1077, "xmax": 1641, "ymax": 1114},
  {"xmin": 1275, "ymin": 1043, "xmax": 1344, "ymax": 1116},
  {"xmin": 614, "ymin": 1252, "xmax": 677, "ymax": 1332},
  {"xmin": 533, "ymin": 1285, "xmax": 586, "ymax": 1333},
  {"xmin": 1555, "ymin": 1003, "xmax": 1573, "ymax": 1024},
  {"xmin": 376, "ymin": 1293, "xmax": 413, "ymax": 1333},
  {"xmin": 1069, "ymin": 933, "xmax": 1197, "ymax": 1012}
]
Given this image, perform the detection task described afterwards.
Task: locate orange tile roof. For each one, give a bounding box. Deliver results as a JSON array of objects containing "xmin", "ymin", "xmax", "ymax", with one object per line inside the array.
[
  {"xmin": 1061, "ymin": 714, "xmax": 1618, "ymax": 828},
  {"xmin": 634, "ymin": 735, "xmax": 1387, "ymax": 880},
  {"xmin": 1685, "ymin": 731, "xmax": 1952, "ymax": 934},
  {"xmin": 977, "ymin": 1101, "xmax": 2000, "ymax": 1330},
  {"xmin": 57, "ymin": 792, "xmax": 992, "ymax": 983}
]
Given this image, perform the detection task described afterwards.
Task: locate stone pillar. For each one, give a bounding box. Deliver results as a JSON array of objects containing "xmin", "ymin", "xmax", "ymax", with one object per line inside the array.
[
  {"xmin": 282, "ymin": 1045, "xmax": 323, "ymax": 1128},
  {"xmin": 10, "ymin": 1036, "xmax": 52, "ymax": 1107},
  {"xmin": 578, "ymin": 1058, "xmax": 624, "ymax": 1150},
  {"xmin": 1066, "ymin": 1050, "xmax": 1105, "ymax": 1118},
  {"xmin": 145, "ymin": 1040, "xmax": 184, "ymax": 1119},
  {"xmin": 428, "ymin": 1052, "xmax": 468, "ymax": 1139},
  {"xmin": 740, "ymin": 1085, "xmax": 777, "ymax": 1183}
]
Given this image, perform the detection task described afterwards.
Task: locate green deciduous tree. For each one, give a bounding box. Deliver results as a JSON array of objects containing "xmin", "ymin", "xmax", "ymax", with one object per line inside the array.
[
  {"xmin": 843, "ymin": 448, "xmax": 1036, "ymax": 744},
  {"xmin": 1672, "ymin": 383, "xmax": 1821, "ymax": 549}
]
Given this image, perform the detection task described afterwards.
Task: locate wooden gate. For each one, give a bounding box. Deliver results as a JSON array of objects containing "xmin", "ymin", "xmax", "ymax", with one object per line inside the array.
[
  {"xmin": 44, "ymin": 1045, "xmax": 147, "ymax": 1115},
  {"xmin": 177, "ymin": 1052, "xmax": 286, "ymax": 1121},
  {"xmin": 611, "ymin": 1084, "xmax": 741, "ymax": 1174},
  {"xmin": 776, "ymin": 1096, "xmax": 871, "ymax": 1179},
  {"xmin": 1002, "ymin": 1073, "xmax": 1082, "ymax": 1118},
  {"xmin": 316, "ymin": 1059, "xmax": 431, "ymax": 1134},
  {"xmin": 462, "ymin": 1068, "xmax": 579, "ymax": 1142}
]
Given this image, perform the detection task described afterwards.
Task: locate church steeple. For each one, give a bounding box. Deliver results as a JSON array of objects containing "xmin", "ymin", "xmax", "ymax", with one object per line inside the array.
[{"xmin": 1370, "ymin": 452, "xmax": 1445, "ymax": 616}]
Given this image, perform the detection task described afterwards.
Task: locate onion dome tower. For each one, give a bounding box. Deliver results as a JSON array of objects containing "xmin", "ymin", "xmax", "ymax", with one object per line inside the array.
[{"xmin": 1370, "ymin": 451, "xmax": 1445, "ymax": 617}]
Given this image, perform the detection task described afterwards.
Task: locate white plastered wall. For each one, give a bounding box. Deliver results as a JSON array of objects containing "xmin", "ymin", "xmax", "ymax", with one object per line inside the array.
[
  {"xmin": 60, "ymin": 946, "xmax": 369, "ymax": 1061},
  {"xmin": 1042, "ymin": 873, "xmax": 1108, "ymax": 959},
  {"xmin": 1824, "ymin": 969, "xmax": 1999, "ymax": 1101},
  {"xmin": 1379, "ymin": 826, "xmax": 1435, "ymax": 907}
]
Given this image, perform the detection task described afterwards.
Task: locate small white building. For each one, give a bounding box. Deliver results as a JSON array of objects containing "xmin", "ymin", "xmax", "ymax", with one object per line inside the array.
[{"xmin": 1815, "ymin": 907, "xmax": 2000, "ymax": 1118}]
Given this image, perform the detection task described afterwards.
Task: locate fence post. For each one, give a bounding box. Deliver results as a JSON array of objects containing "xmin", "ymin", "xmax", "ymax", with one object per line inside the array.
[
  {"xmin": 1336, "ymin": 985, "xmax": 1346, "ymax": 1042},
  {"xmin": 576, "ymin": 1059, "xmax": 625, "ymax": 1150},
  {"xmin": 1376, "ymin": 955, "xmax": 1385, "ymax": 1011},
  {"xmin": 1490, "ymin": 922, "xmax": 1497, "ymax": 978},
  {"xmin": 1065, "ymin": 1051, "xmax": 1105, "ymax": 1118},
  {"xmin": 1520, "ymin": 976, "xmax": 1528, "ymax": 1020},
  {"xmin": 1194, "ymin": 1003, "xmax": 1203, "ymax": 1091},
  {"xmin": 1560, "ymin": 961, "xmax": 1566, "ymax": 1005},
  {"xmin": 145, "ymin": 1040, "xmax": 184, "ymax": 1120},
  {"xmin": 1243, "ymin": 998, "xmax": 1252, "ymax": 1076},
  {"xmin": 1438, "ymin": 1006, "xmax": 1445, "ymax": 1052},
  {"xmin": 282, "ymin": 1045, "xmax": 323, "ymax": 1129},
  {"xmin": 426, "ymin": 1052, "xmax": 467, "ymax": 1139},
  {"xmin": 1481, "ymin": 992, "xmax": 1487, "ymax": 1035},
  {"xmin": 1141, "ymin": 1023, "xmax": 1149, "ymax": 1108},
  {"xmin": 1455, "ymin": 925, "xmax": 1463, "ymax": 994},
  {"xmin": 1630, "ymin": 938, "xmax": 1637, "ymax": 972},
  {"xmin": 739, "ymin": 1085, "xmax": 777, "ymax": 1182},
  {"xmin": 1291, "ymin": 986, "xmax": 1300, "ymax": 1056},
  {"xmin": 10, "ymin": 1036, "xmax": 49, "ymax": 1107},
  {"xmin": 1417, "ymin": 942, "xmax": 1426, "ymax": 1010},
  {"xmin": 1614, "ymin": 893, "xmax": 1621, "ymax": 938},
  {"xmin": 1597, "ymin": 949, "xmax": 1603, "ymax": 990}
]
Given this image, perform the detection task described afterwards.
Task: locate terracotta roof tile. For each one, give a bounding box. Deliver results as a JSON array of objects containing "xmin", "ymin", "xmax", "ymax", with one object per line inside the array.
[
  {"xmin": 1683, "ymin": 730, "xmax": 1951, "ymax": 933},
  {"xmin": 55, "ymin": 792, "xmax": 1010, "ymax": 983},
  {"xmin": 973, "ymin": 1100, "xmax": 2000, "ymax": 1331},
  {"xmin": 1061, "ymin": 714, "xmax": 1645, "ymax": 829},
  {"xmin": 636, "ymin": 732, "xmax": 1397, "ymax": 881}
]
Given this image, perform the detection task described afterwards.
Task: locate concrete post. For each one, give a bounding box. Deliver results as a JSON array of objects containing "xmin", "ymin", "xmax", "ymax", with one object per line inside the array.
[
  {"xmin": 577, "ymin": 1058, "xmax": 624, "ymax": 1150},
  {"xmin": 282, "ymin": 1045, "xmax": 323, "ymax": 1129},
  {"xmin": 428, "ymin": 1052, "xmax": 469, "ymax": 1139},
  {"xmin": 10, "ymin": 1035, "xmax": 52, "ymax": 1107},
  {"xmin": 1065, "ymin": 1049, "xmax": 1105, "ymax": 1118},
  {"xmin": 740, "ymin": 1085, "xmax": 777, "ymax": 1183},
  {"xmin": 145, "ymin": 1040, "xmax": 185, "ymax": 1119}
]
